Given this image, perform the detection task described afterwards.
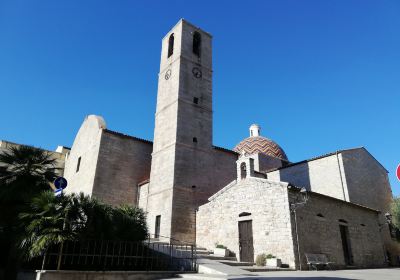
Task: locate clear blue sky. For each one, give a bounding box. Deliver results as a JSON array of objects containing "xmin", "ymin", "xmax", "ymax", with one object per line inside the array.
[{"xmin": 0, "ymin": 0, "xmax": 399, "ymax": 195}]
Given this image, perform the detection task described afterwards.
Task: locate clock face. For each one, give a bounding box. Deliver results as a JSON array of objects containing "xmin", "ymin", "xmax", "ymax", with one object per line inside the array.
[
  {"xmin": 192, "ymin": 67, "xmax": 202, "ymax": 79},
  {"xmin": 165, "ymin": 69, "xmax": 172, "ymax": 80}
]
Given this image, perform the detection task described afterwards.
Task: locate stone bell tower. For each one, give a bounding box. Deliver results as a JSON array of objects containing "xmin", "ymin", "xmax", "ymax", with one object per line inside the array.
[{"xmin": 146, "ymin": 19, "xmax": 213, "ymax": 243}]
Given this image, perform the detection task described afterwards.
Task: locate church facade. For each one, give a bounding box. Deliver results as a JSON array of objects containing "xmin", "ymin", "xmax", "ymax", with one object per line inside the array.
[{"xmin": 3, "ymin": 19, "xmax": 399, "ymax": 269}]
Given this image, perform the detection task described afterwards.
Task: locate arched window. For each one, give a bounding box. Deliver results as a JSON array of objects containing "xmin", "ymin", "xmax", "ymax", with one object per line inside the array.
[
  {"xmin": 193, "ymin": 31, "xmax": 201, "ymax": 57},
  {"xmin": 240, "ymin": 162, "xmax": 247, "ymax": 179},
  {"xmin": 168, "ymin": 33, "xmax": 174, "ymax": 58}
]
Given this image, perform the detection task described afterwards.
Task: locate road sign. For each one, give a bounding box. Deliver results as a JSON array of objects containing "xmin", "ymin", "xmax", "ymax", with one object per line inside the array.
[
  {"xmin": 54, "ymin": 188, "xmax": 62, "ymax": 197},
  {"xmin": 54, "ymin": 177, "xmax": 68, "ymax": 189},
  {"xmin": 397, "ymin": 164, "xmax": 400, "ymax": 181}
]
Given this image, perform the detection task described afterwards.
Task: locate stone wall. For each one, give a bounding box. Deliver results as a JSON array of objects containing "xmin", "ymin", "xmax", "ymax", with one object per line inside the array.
[
  {"xmin": 341, "ymin": 148, "xmax": 400, "ymax": 265},
  {"xmin": 64, "ymin": 115, "xmax": 105, "ymax": 196},
  {"xmin": 92, "ymin": 130, "xmax": 152, "ymax": 206},
  {"xmin": 0, "ymin": 140, "xmax": 68, "ymax": 178},
  {"xmin": 290, "ymin": 190, "xmax": 386, "ymax": 269},
  {"xmin": 196, "ymin": 177, "xmax": 296, "ymax": 267}
]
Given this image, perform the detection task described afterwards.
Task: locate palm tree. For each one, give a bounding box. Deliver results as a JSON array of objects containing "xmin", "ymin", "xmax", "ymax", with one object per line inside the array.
[{"xmin": 0, "ymin": 145, "xmax": 59, "ymax": 279}]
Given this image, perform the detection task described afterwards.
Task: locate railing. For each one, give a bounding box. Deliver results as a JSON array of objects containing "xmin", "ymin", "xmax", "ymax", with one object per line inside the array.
[{"xmin": 40, "ymin": 239, "xmax": 197, "ymax": 272}]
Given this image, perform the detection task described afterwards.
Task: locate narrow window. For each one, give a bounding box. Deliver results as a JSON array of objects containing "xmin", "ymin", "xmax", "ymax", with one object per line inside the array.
[
  {"xmin": 193, "ymin": 137, "xmax": 198, "ymax": 143},
  {"xmin": 193, "ymin": 31, "xmax": 201, "ymax": 57},
  {"xmin": 168, "ymin": 33, "xmax": 174, "ymax": 58},
  {"xmin": 155, "ymin": 215, "xmax": 161, "ymax": 239},
  {"xmin": 338, "ymin": 219, "xmax": 348, "ymax": 224},
  {"xmin": 240, "ymin": 162, "xmax": 247, "ymax": 179},
  {"xmin": 239, "ymin": 212, "xmax": 251, "ymax": 217},
  {"xmin": 317, "ymin": 213, "xmax": 325, "ymax": 218},
  {"xmin": 192, "ymin": 185, "xmax": 196, "ymax": 189},
  {"xmin": 193, "ymin": 97, "xmax": 199, "ymax": 104},
  {"xmin": 76, "ymin": 156, "xmax": 81, "ymax": 173}
]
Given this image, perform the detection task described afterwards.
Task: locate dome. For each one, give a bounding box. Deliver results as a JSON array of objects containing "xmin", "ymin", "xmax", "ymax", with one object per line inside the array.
[{"xmin": 233, "ymin": 124, "xmax": 288, "ymax": 161}]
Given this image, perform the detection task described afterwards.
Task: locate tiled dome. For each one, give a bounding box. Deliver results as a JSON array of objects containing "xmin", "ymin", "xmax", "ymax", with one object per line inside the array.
[{"xmin": 233, "ymin": 124, "xmax": 288, "ymax": 161}]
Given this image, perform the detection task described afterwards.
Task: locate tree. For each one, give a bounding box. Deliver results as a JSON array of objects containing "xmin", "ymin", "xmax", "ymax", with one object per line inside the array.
[
  {"xmin": 390, "ymin": 196, "xmax": 400, "ymax": 230},
  {"xmin": 0, "ymin": 145, "xmax": 59, "ymax": 279},
  {"xmin": 20, "ymin": 191, "xmax": 148, "ymax": 259}
]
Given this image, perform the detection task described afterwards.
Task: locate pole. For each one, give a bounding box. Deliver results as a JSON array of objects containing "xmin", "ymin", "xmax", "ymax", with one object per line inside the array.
[{"xmin": 293, "ymin": 208, "xmax": 302, "ymax": 270}]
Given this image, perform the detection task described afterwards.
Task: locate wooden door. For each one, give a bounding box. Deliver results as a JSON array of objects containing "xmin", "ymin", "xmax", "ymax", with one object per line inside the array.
[
  {"xmin": 238, "ymin": 220, "xmax": 254, "ymax": 262},
  {"xmin": 339, "ymin": 225, "xmax": 353, "ymax": 265}
]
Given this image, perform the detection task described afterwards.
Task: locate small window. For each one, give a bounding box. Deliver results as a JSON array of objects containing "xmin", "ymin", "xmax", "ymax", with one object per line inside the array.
[
  {"xmin": 193, "ymin": 31, "xmax": 201, "ymax": 57},
  {"xmin": 193, "ymin": 97, "xmax": 199, "ymax": 104},
  {"xmin": 155, "ymin": 215, "xmax": 161, "ymax": 239},
  {"xmin": 168, "ymin": 33, "xmax": 174, "ymax": 58},
  {"xmin": 76, "ymin": 156, "xmax": 81, "ymax": 173},
  {"xmin": 193, "ymin": 137, "xmax": 198, "ymax": 143},
  {"xmin": 239, "ymin": 212, "xmax": 251, "ymax": 217},
  {"xmin": 317, "ymin": 213, "xmax": 325, "ymax": 218},
  {"xmin": 192, "ymin": 185, "xmax": 196, "ymax": 189},
  {"xmin": 360, "ymin": 224, "xmax": 366, "ymax": 227},
  {"xmin": 338, "ymin": 219, "xmax": 348, "ymax": 224},
  {"xmin": 240, "ymin": 162, "xmax": 246, "ymax": 179}
]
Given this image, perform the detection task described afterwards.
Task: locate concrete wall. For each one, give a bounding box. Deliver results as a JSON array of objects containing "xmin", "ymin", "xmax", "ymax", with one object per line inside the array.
[
  {"xmin": 64, "ymin": 115, "xmax": 105, "ymax": 196},
  {"xmin": 92, "ymin": 130, "xmax": 152, "ymax": 206},
  {"xmin": 267, "ymin": 153, "xmax": 349, "ymax": 201},
  {"xmin": 196, "ymin": 178, "xmax": 297, "ymax": 267},
  {"xmin": 291, "ymin": 190, "xmax": 386, "ymax": 269}
]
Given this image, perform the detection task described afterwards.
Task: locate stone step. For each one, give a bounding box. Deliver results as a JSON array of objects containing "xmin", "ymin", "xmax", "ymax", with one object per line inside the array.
[
  {"xmin": 166, "ymin": 273, "xmax": 227, "ymax": 279},
  {"xmin": 219, "ymin": 260, "xmax": 254, "ymax": 266},
  {"xmin": 239, "ymin": 265, "xmax": 294, "ymax": 272},
  {"xmin": 199, "ymin": 255, "xmax": 237, "ymax": 261}
]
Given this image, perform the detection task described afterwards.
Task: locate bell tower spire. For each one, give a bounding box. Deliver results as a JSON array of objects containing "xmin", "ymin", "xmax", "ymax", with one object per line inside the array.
[{"xmin": 144, "ymin": 19, "xmax": 214, "ymax": 243}]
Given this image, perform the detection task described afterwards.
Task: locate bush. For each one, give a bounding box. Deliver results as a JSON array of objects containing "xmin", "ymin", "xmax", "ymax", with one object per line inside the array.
[
  {"xmin": 256, "ymin": 254, "xmax": 266, "ymax": 266},
  {"xmin": 215, "ymin": 244, "xmax": 227, "ymax": 249},
  {"xmin": 266, "ymin": 254, "xmax": 275, "ymax": 259}
]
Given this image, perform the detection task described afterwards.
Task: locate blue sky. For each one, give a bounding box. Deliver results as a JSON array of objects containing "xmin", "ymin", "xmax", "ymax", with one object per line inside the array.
[{"xmin": 0, "ymin": 0, "xmax": 399, "ymax": 195}]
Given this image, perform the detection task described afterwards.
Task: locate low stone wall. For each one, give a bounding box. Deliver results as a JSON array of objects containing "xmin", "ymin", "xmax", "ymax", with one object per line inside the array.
[{"xmin": 18, "ymin": 270, "xmax": 180, "ymax": 280}]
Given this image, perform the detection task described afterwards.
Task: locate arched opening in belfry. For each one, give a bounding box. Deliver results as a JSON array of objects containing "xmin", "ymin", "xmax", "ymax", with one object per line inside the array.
[
  {"xmin": 240, "ymin": 162, "xmax": 247, "ymax": 179},
  {"xmin": 193, "ymin": 31, "xmax": 201, "ymax": 57},
  {"xmin": 168, "ymin": 33, "xmax": 174, "ymax": 58}
]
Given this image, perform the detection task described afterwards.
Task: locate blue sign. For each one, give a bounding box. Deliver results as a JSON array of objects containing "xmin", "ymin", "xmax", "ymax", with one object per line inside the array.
[
  {"xmin": 54, "ymin": 177, "xmax": 68, "ymax": 189},
  {"xmin": 54, "ymin": 188, "xmax": 62, "ymax": 197}
]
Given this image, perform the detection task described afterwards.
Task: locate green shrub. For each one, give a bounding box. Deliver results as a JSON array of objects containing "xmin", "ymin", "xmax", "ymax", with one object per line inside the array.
[
  {"xmin": 255, "ymin": 254, "xmax": 267, "ymax": 266},
  {"xmin": 215, "ymin": 244, "xmax": 227, "ymax": 249},
  {"xmin": 266, "ymin": 254, "xmax": 275, "ymax": 259}
]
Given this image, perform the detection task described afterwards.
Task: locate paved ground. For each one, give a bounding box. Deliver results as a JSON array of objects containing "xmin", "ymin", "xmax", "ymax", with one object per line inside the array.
[
  {"xmin": 238, "ymin": 268, "xmax": 400, "ymax": 280},
  {"xmin": 166, "ymin": 268, "xmax": 400, "ymax": 280}
]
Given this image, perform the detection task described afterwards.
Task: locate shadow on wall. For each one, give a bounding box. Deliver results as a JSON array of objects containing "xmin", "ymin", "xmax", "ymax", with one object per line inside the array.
[{"xmin": 279, "ymin": 162, "xmax": 311, "ymax": 190}]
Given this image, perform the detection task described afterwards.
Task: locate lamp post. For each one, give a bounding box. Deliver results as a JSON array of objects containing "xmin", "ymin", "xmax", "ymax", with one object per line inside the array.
[{"xmin": 290, "ymin": 187, "xmax": 309, "ymax": 271}]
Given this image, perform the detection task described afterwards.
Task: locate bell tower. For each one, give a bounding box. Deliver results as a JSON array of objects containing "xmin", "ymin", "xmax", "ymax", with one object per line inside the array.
[{"xmin": 146, "ymin": 19, "xmax": 213, "ymax": 243}]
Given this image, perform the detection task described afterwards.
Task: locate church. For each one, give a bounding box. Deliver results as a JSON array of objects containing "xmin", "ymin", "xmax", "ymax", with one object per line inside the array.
[{"xmin": 4, "ymin": 19, "xmax": 399, "ymax": 269}]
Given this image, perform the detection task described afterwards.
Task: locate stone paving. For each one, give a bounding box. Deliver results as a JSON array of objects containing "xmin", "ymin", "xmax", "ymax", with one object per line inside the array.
[{"xmin": 165, "ymin": 268, "xmax": 400, "ymax": 280}]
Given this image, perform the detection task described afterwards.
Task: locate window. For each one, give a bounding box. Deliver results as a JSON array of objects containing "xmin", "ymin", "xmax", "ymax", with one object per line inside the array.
[
  {"xmin": 193, "ymin": 31, "xmax": 201, "ymax": 57},
  {"xmin": 316, "ymin": 213, "xmax": 325, "ymax": 218},
  {"xmin": 240, "ymin": 162, "xmax": 247, "ymax": 179},
  {"xmin": 76, "ymin": 156, "xmax": 81, "ymax": 173},
  {"xmin": 168, "ymin": 33, "xmax": 174, "ymax": 58},
  {"xmin": 193, "ymin": 137, "xmax": 198, "ymax": 143},
  {"xmin": 239, "ymin": 212, "xmax": 251, "ymax": 217},
  {"xmin": 193, "ymin": 97, "xmax": 199, "ymax": 104},
  {"xmin": 192, "ymin": 185, "xmax": 196, "ymax": 189},
  {"xmin": 338, "ymin": 219, "xmax": 348, "ymax": 224},
  {"xmin": 155, "ymin": 215, "xmax": 161, "ymax": 239}
]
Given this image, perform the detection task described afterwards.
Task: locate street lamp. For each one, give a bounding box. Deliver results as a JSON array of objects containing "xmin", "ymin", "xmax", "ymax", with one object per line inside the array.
[{"xmin": 290, "ymin": 186, "xmax": 309, "ymax": 270}]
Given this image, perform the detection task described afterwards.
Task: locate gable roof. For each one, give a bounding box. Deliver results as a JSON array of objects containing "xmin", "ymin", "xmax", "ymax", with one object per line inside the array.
[{"xmin": 266, "ymin": 147, "xmax": 388, "ymax": 173}]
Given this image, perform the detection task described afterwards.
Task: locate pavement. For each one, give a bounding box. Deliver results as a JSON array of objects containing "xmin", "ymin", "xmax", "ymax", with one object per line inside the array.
[{"xmin": 165, "ymin": 268, "xmax": 400, "ymax": 280}]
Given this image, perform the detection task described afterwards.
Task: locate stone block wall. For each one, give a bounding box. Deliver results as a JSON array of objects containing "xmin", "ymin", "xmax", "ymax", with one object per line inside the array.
[
  {"xmin": 196, "ymin": 178, "xmax": 296, "ymax": 267},
  {"xmin": 92, "ymin": 130, "xmax": 152, "ymax": 206},
  {"xmin": 290, "ymin": 190, "xmax": 386, "ymax": 269}
]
